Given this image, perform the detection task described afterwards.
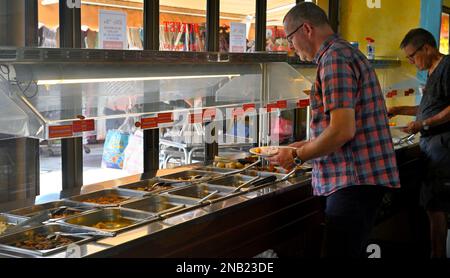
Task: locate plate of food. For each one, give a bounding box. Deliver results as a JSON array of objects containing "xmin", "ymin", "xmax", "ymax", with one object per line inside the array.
[{"xmin": 249, "ymin": 146, "xmax": 296, "ymax": 157}]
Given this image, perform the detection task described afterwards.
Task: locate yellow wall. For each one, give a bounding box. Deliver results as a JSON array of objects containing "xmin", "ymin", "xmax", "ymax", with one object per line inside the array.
[
  {"xmin": 444, "ymin": 0, "xmax": 450, "ymax": 7},
  {"xmin": 339, "ymin": 0, "xmax": 421, "ymax": 58},
  {"xmin": 339, "ymin": 0, "xmax": 423, "ymax": 123},
  {"xmin": 316, "ymin": 0, "xmax": 329, "ymax": 17}
]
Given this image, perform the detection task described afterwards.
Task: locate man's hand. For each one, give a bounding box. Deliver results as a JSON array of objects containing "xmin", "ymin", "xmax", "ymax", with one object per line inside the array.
[
  {"xmin": 267, "ymin": 141, "xmax": 308, "ymax": 170},
  {"xmin": 266, "ymin": 147, "xmax": 296, "ymax": 170},
  {"xmin": 402, "ymin": 120, "xmax": 423, "ymax": 134}
]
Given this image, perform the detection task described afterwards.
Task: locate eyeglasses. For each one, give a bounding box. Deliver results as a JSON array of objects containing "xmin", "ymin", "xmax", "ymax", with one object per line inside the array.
[
  {"xmin": 286, "ymin": 23, "xmax": 305, "ymax": 44},
  {"xmin": 406, "ymin": 44, "xmax": 425, "ymax": 61}
]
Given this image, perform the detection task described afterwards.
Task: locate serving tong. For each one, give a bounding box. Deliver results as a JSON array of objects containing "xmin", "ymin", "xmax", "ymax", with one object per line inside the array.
[
  {"xmin": 197, "ymin": 190, "xmax": 219, "ymax": 204},
  {"xmin": 153, "ymin": 160, "xmax": 263, "ymax": 191},
  {"xmin": 394, "ymin": 133, "xmax": 416, "ymax": 146},
  {"xmin": 45, "ymin": 230, "xmax": 116, "ymax": 241},
  {"xmin": 2, "ymin": 210, "xmax": 52, "ymax": 235}
]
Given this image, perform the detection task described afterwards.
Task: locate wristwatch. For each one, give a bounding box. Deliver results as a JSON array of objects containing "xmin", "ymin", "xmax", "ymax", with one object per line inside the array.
[
  {"xmin": 422, "ymin": 120, "xmax": 430, "ymax": 131},
  {"xmin": 291, "ymin": 148, "xmax": 303, "ymax": 166}
]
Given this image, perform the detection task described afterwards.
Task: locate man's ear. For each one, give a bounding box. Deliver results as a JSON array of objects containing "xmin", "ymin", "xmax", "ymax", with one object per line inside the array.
[{"xmin": 304, "ymin": 23, "xmax": 313, "ymax": 39}]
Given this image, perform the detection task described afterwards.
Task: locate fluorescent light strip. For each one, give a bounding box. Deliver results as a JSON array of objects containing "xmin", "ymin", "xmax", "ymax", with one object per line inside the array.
[{"xmin": 37, "ymin": 74, "xmax": 240, "ymax": 86}]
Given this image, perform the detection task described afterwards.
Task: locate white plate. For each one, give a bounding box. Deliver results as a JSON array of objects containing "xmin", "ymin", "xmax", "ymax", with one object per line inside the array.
[{"xmin": 249, "ymin": 146, "xmax": 296, "ymax": 157}]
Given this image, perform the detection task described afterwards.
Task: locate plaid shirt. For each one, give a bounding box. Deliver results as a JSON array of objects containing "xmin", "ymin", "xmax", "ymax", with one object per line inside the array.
[{"xmin": 310, "ymin": 34, "xmax": 400, "ymax": 196}]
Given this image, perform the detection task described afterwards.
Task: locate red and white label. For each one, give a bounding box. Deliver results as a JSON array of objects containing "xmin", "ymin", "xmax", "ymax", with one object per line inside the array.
[
  {"xmin": 243, "ymin": 103, "xmax": 256, "ymax": 111},
  {"xmin": 266, "ymin": 103, "xmax": 279, "ymax": 113},
  {"xmin": 189, "ymin": 113, "xmax": 203, "ymax": 124},
  {"xmin": 157, "ymin": 112, "xmax": 173, "ymax": 124},
  {"xmin": 203, "ymin": 108, "xmax": 217, "ymax": 122},
  {"xmin": 49, "ymin": 125, "xmax": 74, "ymax": 139},
  {"xmin": 277, "ymin": 100, "xmax": 288, "ymax": 109},
  {"xmin": 72, "ymin": 119, "xmax": 95, "ymax": 133},
  {"xmin": 140, "ymin": 117, "xmax": 158, "ymax": 129},
  {"xmin": 297, "ymin": 99, "xmax": 310, "ymax": 108}
]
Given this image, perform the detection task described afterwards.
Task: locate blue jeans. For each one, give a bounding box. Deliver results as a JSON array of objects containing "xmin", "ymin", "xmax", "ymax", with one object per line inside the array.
[{"xmin": 322, "ymin": 185, "xmax": 386, "ymax": 258}]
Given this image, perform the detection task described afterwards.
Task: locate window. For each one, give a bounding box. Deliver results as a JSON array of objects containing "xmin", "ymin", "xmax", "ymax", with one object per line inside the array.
[
  {"xmin": 37, "ymin": 0, "xmax": 62, "ymax": 196},
  {"xmin": 219, "ymin": 0, "xmax": 256, "ymax": 53},
  {"xmin": 78, "ymin": 1, "xmax": 144, "ymax": 184},
  {"xmin": 81, "ymin": 0, "xmax": 144, "ymax": 50},
  {"xmin": 160, "ymin": 0, "xmax": 206, "ymax": 51},
  {"xmin": 266, "ymin": 0, "xmax": 296, "ymax": 52},
  {"xmin": 440, "ymin": 9, "xmax": 449, "ymax": 55},
  {"xmin": 38, "ymin": 0, "xmax": 60, "ymax": 48}
]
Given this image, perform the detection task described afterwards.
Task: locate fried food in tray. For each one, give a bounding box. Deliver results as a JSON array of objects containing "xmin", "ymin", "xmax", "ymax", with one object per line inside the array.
[
  {"xmin": 0, "ymin": 214, "xmax": 28, "ymax": 236},
  {"xmin": 91, "ymin": 218, "xmax": 135, "ymax": 230},
  {"xmin": 213, "ymin": 155, "xmax": 283, "ymax": 172},
  {"xmin": 174, "ymin": 175, "xmax": 204, "ymax": 181},
  {"xmin": 50, "ymin": 209, "xmax": 80, "ymax": 220},
  {"xmin": 83, "ymin": 195, "xmax": 128, "ymax": 205},
  {"xmin": 12, "ymin": 233, "xmax": 76, "ymax": 251},
  {"xmin": 0, "ymin": 220, "xmax": 11, "ymax": 236},
  {"xmin": 136, "ymin": 184, "xmax": 174, "ymax": 193},
  {"xmin": 251, "ymin": 165, "xmax": 281, "ymax": 173}
]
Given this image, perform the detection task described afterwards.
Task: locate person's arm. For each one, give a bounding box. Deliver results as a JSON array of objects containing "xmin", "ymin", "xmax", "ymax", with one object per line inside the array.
[
  {"xmin": 422, "ymin": 105, "xmax": 450, "ymax": 127},
  {"xmin": 297, "ymin": 108, "xmax": 355, "ymax": 161},
  {"xmin": 388, "ymin": 106, "xmax": 418, "ymax": 117},
  {"xmin": 289, "ymin": 141, "xmax": 308, "ymax": 148},
  {"xmin": 268, "ymin": 108, "xmax": 355, "ymax": 169}
]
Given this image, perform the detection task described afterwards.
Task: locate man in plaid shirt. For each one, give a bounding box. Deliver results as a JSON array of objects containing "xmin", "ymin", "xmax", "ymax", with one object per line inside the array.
[{"xmin": 269, "ymin": 2, "xmax": 400, "ymax": 258}]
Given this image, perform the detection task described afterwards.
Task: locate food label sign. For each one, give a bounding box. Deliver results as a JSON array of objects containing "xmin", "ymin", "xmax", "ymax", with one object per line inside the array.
[
  {"xmin": 230, "ymin": 22, "xmax": 247, "ymax": 53},
  {"xmin": 99, "ymin": 10, "xmax": 127, "ymax": 49}
]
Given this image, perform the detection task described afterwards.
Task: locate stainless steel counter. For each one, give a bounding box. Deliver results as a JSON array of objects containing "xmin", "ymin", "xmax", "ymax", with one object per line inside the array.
[
  {"xmin": 0, "ymin": 165, "xmax": 314, "ymax": 258},
  {"xmin": 0, "ymin": 140, "xmax": 421, "ymax": 258}
]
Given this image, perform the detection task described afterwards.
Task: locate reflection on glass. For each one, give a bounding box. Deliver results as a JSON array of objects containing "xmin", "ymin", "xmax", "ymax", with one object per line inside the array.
[
  {"xmin": 266, "ymin": 0, "xmax": 296, "ymax": 52},
  {"xmin": 80, "ymin": 0, "xmax": 144, "ymax": 50},
  {"xmin": 83, "ymin": 81, "xmax": 143, "ymax": 185},
  {"xmin": 38, "ymin": 0, "xmax": 60, "ymax": 48},
  {"xmin": 40, "ymin": 138, "xmax": 62, "ymax": 196},
  {"xmin": 160, "ymin": 0, "xmax": 206, "ymax": 51},
  {"xmin": 220, "ymin": 0, "xmax": 256, "ymax": 53}
]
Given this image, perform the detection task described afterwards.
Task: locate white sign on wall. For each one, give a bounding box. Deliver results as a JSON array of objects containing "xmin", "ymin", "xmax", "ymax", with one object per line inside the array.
[
  {"xmin": 99, "ymin": 10, "xmax": 127, "ymax": 49},
  {"xmin": 230, "ymin": 22, "xmax": 247, "ymax": 53}
]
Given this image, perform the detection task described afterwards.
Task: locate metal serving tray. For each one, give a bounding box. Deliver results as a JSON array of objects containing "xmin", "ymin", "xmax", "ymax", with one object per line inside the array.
[
  {"xmin": 165, "ymin": 184, "xmax": 234, "ymax": 201},
  {"xmin": 241, "ymin": 170, "xmax": 286, "ymax": 178},
  {"xmin": 0, "ymin": 224, "xmax": 94, "ymax": 257},
  {"xmin": 59, "ymin": 207, "xmax": 155, "ymax": 233},
  {"xmin": 7, "ymin": 200, "xmax": 97, "ymax": 221},
  {"xmin": 194, "ymin": 166, "xmax": 236, "ymax": 174},
  {"xmin": 121, "ymin": 195, "xmax": 199, "ymax": 216},
  {"xmin": 0, "ymin": 214, "xmax": 29, "ymax": 237},
  {"xmin": 116, "ymin": 179, "xmax": 186, "ymax": 195},
  {"xmin": 205, "ymin": 174, "xmax": 257, "ymax": 188},
  {"xmin": 157, "ymin": 170, "xmax": 223, "ymax": 183},
  {"xmin": 66, "ymin": 189, "xmax": 147, "ymax": 206}
]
